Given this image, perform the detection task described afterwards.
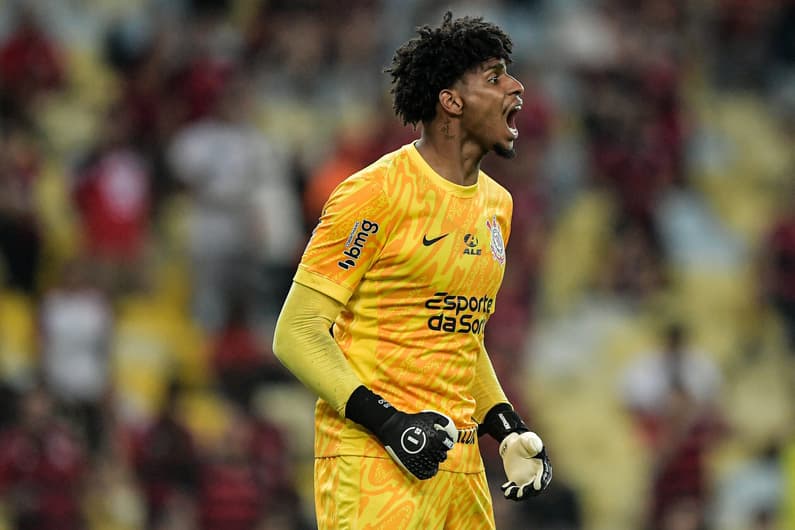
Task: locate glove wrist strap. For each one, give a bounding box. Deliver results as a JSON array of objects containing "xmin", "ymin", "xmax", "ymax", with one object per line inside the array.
[
  {"xmin": 344, "ymin": 385, "xmax": 396, "ymax": 434},
  {"xmin": 479, "ymin": 403, "xmax": 529, "ymax": 442}
]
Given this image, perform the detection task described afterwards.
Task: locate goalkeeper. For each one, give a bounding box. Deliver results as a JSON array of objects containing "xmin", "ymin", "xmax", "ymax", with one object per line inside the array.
[{"xmin": 273, "ymin": 11, "xmax": 551, "ymax": 529}]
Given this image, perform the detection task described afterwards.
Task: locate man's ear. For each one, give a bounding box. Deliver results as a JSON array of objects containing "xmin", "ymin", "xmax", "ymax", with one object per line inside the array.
[{"xmin": 439, "ymin": 88, "xmax": 463, "ymax": 116}]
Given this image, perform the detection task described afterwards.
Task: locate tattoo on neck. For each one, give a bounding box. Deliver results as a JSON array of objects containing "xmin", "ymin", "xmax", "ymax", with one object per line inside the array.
[{"xmin": 441, "ymin": 119, "xmax": 454, "ymax": 139}]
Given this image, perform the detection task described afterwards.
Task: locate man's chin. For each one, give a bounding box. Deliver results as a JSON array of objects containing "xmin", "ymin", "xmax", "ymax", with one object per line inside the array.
[{"xmin": 493, "ymin": 143, "xmax": 516, "ymax": 159}]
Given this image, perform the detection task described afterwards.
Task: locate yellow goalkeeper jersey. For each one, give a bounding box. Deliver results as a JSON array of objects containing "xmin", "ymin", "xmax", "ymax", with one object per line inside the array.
[{"xmin": 294, "ymin": 142, "xmax": 512, "ymax": 473}]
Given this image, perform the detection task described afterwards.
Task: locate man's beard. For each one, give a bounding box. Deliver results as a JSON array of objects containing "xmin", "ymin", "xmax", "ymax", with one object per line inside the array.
[{"xmin": 493, "ymin": 143, "xmax": 516, "ymax": 159}]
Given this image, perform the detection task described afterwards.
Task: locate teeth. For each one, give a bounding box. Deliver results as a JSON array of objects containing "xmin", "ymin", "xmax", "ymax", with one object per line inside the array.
[{"xmin": 507, "ymin": 102, "xmax": 521, "ymax": 140}]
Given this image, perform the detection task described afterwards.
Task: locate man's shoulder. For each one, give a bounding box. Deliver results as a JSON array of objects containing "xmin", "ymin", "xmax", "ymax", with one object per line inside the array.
[
  {"xmin": 355, "ymin": 144, "xmax": 409, "ymax": 177},
  {"xmin": 339, "ymin": 144, "xmax": 410, "ymax": 192},
  {"xmin": 479, "ymin": 170, "xmax": 513, "ymax": 203}
]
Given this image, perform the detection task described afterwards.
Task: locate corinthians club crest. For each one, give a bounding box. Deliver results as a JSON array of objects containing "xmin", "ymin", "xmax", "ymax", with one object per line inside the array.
[{"xmin": 486, "ymin": 215, "xmax": 505, "ymax": 265}]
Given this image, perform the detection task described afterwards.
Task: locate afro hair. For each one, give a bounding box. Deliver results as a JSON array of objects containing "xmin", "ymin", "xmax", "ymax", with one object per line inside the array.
[{"xmin": 385, "ymin": 11, "xmax": 514, "ymax": 126}]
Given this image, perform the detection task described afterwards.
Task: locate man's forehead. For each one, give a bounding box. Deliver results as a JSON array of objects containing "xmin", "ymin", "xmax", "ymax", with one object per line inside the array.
[
  {"xmin": 454, "ymin": 58, "xmax": 508, "ymax": 86},
  {"xmin": 479, "ymin": 58, "xmax": 506, "ymax": 71}
]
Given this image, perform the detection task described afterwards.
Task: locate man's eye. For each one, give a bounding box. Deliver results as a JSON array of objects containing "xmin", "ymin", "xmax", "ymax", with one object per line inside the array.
[{"xmin": 488, "ymin": 76, "xmax": 499, "ymax": 84}]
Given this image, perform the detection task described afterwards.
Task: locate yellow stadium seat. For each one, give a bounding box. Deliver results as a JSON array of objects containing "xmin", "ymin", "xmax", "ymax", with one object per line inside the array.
[
  {"xmin": 178, "ymin": 390, "xmax": 233, "ymax": 450},
  {"xmin": 112, "ymin": 294, "xmax": 210, "ymax": 424},
  {"xmin": 784, "ymin": 441, "xmax": 795, "ymax": 530},
  {"xmin": 0, "ymin": 290, "xmax": 36, "ymax": 387},
  {"xmin": 539, "ymin": 190, "xmax": 615, "ymax": 316},
  {"xmin": 690, "ymin": 92, "xmax": 794, "ymax": 242},
  {"xmin": 32, "ymin": 162, "xmax": 81, "ymax": 289}
]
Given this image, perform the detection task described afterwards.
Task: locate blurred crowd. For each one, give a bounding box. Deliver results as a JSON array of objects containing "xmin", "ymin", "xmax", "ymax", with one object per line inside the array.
[{"xmin": 0, "ymin": 0, "xmax": 794, "ymax": 529}]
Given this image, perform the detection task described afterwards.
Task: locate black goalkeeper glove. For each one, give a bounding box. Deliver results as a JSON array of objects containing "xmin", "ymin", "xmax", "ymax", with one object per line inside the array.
[
  {"xmin": 345, "ymin": 385, "xmax": 458, "ymax": 480},
  {"xmin": 480, "ymin": 403, "xmax": 552, "ymax": 500}
]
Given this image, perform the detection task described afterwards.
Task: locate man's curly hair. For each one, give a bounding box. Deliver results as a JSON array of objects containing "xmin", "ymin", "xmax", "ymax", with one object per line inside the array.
[{"xmin": 385, "ymin": 11, "xmax": 513, "ymax": 126}]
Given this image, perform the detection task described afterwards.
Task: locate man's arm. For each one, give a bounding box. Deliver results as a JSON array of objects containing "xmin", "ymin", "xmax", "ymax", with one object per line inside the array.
[
  {"xmin": 272, "ymin": 281, "xmax": 361, "ymax": 414},
  {"xmin": 471, "ymin": 343, "xmax": 510, "ymax": 424},
  {"xmin": 472, "ymin": 345, "xmax": 553, "ymax": 500},
  {"xmin": 272, "ymin": 281, "xmax": 457, "ymax": 479}
]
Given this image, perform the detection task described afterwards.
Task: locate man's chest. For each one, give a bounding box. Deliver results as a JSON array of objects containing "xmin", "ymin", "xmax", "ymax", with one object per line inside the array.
[{"xmin": 369, "ymin": 202, "xmax": 508, "ymax": 297}]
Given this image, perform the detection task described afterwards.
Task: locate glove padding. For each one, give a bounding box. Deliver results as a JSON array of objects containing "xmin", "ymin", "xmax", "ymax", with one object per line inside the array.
[
  {"xmin": 499, "ymin": 431, "xmax": 552, "ymax": 500},
  {"xmin": 378, "ymin": 410, "xmax": 458, "ymax": 480}
]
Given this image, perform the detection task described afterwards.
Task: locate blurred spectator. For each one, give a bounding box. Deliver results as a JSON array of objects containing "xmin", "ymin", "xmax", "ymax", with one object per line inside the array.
[
  {"xmin": 0, "ymin": 383, "xmax": 18, "ymax": 434},
  {"xmin": 38, "ymin": 256, "xmax": 113, "ymax": 452},
  {"xmin": 516, "ymin": 477, "xmax": 584, "ymax": 530},
  {"xmin": 657, "ymin": 496, "xmax": 704, "ymax": 530},
  {"xmin": 747, "ymin": 508, "xmax": 778, "ymax": 530},
  {"xmin": 644, "ymin": 382, "xmax": 728, "ymax": 530},
  {"xmin": 620, "ymin": 322, "xmax": 723, "ymax": 441},
  {"xmin": 103, "ymin": 19, "xmax": 167, "ymax": 146},
  {"xmin": 711, "ymin": 0, "xmax": 780, "ymax": 90},
  {"xmin": 581, "ymin": 65, "xmax": 681, "ymax": 229},
  {"xmin": 759, "ymin": 190, "xmax": 795, "ymax": 355},
  {"xmin": 577, "ymin": 6, "xmax": 686, "ymax": 294},
  {"xmin": 130, "ymin": 381, "xmax": 199, "ymax": 530},
  {"xmin": 210, "ymin": 297, "xmax": 289, "ymax": 412},
  {"xmin": 72, "ymin": 104, "xmax": 153, "ymax": 295},
  {"xmin": 196, "ymin": 408, "xmax": 271, "ymax": 530},
  {"xmin": 619, "ymin": 321, "xmax": 730, "ymax": 523},
  {"xmin": 173, "ymin": 398, "xmax": 308, "ymax": 530},
  {"xmin": 0, "ymin": 120, "xmax": 43, "ymax": 294},
  {"xmin": 487, "ymin": 460, "xmax": 583, "ymax": 530},
  {"xmin": 244, "ymin": 3, "xmax": 334, "ymax": 103},
  {"xmin": 0, "ymin": 385, "xmax": 87, "ymax": 530},
  {"xmin": 301, "ymin": 104, "xmax": 414, "ymax": 229},
  {"xmin": 168, "ymin": 70, "xmax": 302, "ymax": 330},
  {"xmin": 0, "ymin": 5, "xmax": 65, "ymax": 121},
  {"xmin": 248, "ymin": 411, "xmax": 307, "ymax": 529},
  {"xmin": 172, "ymin": 51, "xmax": 233, "ymax": 127},
  {"xmin": 768, "ymin": 1, "xmax": 795, "ymax": 74},
  {"xmin": 302, "ymin": 128, "xmax": 375, "ymax": 229},
  {"xmin": 600, "ymin": 216, "xmax": 666, "ymax": 303},
  {"xmin": 83, "ymin": 447, "xmax": 145, "ymax": 530},
  {"xmin": 103, "ymin": 23, "xmax": 184, "ymax": 215},
  {"xmin": 712, "ymin": 440, "xmax": 783, "ymax": 530}
]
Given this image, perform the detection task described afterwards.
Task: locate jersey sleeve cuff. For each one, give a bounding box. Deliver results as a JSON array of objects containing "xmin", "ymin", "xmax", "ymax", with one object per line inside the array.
[{"xmin": 294, "ymin": 266, "xmax": 353, "ymax": 305}]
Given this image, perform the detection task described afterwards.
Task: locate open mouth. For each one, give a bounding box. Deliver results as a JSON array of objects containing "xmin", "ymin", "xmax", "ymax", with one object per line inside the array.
[{"xmin": 505, "ymin": 104, "xmax": 521, "ymax": 139}]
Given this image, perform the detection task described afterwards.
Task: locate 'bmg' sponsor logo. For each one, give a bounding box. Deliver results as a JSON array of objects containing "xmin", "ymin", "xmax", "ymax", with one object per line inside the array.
[
  {"xmin": 425, "ymin": 292, "xmax": 494, "ymax": 334},
  {"xmin": 338, "ymin": 219, "xmax": 379, "ymax": 270}
]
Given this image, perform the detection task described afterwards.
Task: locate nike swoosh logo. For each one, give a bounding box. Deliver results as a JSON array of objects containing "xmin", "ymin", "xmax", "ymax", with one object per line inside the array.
[{"xmin": 422, "ymin": 233, "xmax": 449, "ymax": 246}]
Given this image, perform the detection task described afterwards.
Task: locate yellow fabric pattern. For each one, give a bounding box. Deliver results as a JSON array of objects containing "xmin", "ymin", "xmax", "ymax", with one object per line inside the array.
[
  {"xmin": 295, "ymin": 143, "xmax": 513, "ymax": 473},
  {"xmin": 315, "ymin": 456, "xmax": 495, "ymax": 530}
]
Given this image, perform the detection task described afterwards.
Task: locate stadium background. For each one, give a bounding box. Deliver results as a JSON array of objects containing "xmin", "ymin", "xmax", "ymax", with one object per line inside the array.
[{"xmin": 0, "ymin": 0, "xmax": 793, "ymax": 528}]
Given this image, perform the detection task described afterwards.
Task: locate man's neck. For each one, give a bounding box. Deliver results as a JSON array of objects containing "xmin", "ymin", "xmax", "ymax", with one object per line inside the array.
[{"xmin": 415, "ymin": 127, "xmax": 484, "ymax": 187}]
